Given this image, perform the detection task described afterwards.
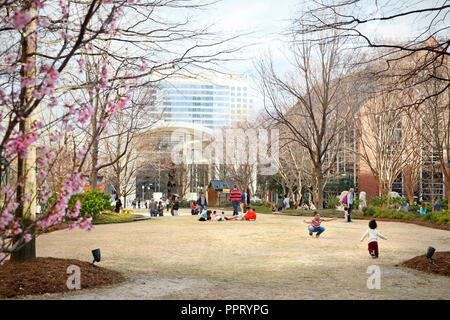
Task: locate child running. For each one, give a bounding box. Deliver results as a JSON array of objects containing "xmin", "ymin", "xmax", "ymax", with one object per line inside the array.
[
  {"xmin": 360, "ymin": 219, "xmax": 387, "ymax": 258},
  {"xmin": 303, "ymin": 212, "xmax": 337, "ymax": 238}
]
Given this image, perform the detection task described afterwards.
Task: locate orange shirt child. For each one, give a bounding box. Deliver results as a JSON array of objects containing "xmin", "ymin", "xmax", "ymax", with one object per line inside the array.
[{"xmin": 244, "ymin": 209, "xmax": 256, "ymax": 221}]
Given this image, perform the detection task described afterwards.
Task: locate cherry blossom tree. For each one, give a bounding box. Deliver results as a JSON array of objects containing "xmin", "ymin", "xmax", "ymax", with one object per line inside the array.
[{"xmin": 0, "ymin": 0, "xmax": 242, "ymax": 263}]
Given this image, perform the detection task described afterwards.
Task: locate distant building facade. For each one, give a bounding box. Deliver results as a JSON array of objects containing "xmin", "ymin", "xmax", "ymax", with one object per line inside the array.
[{"xmin": 152, "ymin": 73, "xmax": 252, "ymax": 129}]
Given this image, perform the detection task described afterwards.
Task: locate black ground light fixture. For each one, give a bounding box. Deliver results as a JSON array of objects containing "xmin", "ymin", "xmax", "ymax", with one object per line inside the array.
[
  {"xmin": 91, "ymin": 248, "xmax": 101, "ymax": 266},
  {"xmin": 426, "ymin": 246, "xmax": 435, "ymax": 264}
]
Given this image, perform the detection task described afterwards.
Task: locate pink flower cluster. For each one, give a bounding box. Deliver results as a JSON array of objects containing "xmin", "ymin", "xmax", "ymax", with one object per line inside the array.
[
  {"xmin": 78, "ymin": 104, "xmax": 94, "ymax": 123},
  {"xmin": 32, "ymin": 67, "xmax": 60, "ymax": 99},
  {"xmin": 4, "ymin": 131, "xmax": 39, "ymax": 160},
  {"xmin": 11, "ymin": 10, "xmax": 31, "ymax": 30},
  {"xmin": 36, "ymin": 172, "xmax": 88, "ymax": 230},
  {"xmin": 98, "ymin": 66, "xmax": 109, "ymax": 89},
  {"xmin": 139, "ymin": 60, "xmax": 148, "ymax": 72},
  {"xmin": 69, "ymin": 217, "xmax": 94, "ymax": 231}
]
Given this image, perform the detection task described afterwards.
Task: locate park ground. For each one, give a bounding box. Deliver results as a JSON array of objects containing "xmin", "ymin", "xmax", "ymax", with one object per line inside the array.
[{"xmin": 15, "ymin": 209, "xmax": 450, "ymax": 300}]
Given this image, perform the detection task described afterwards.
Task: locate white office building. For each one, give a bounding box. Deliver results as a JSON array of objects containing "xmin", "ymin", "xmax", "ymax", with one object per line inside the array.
[{"xmin": 152, "ymin": 73, "xmax": 252, "ymax": 129}]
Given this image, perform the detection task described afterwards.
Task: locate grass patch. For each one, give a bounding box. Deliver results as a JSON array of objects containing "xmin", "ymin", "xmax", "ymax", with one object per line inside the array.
[
  {"xmin": 253, "ymin": 205, "xmax": 363, "ymax": 219},
  {"xmin": 93, "ymin": 212, "xmax": 142, "ymax": 225}
]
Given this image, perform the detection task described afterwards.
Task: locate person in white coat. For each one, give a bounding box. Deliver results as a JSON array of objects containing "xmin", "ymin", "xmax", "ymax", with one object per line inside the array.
[{"xmin": 361, "ymin": 220, "xmax": 388, "ymax": 258}]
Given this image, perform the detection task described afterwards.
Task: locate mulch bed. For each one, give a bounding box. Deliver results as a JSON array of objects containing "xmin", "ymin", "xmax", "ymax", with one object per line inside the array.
[
  {"xmin": 358, "ymin": 216, "xmax": 450, "ymax": 231},
  {"xmin": 0, "ymin": 257, "xmax": 125, "ymax": 298},
  {"xmin": 403, "ymin": 252, "xmax": 450, "ymax": 277}
]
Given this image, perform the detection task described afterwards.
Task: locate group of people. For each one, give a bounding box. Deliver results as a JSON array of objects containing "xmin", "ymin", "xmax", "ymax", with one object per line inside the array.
[
  {"xmin": 190, "ymin": 186, "xmax": 252, "ymax": 217},
  {"xmin": 149, "ymin": 197, "xmax": 180, "ymax": 217},
  {"xmin": 197, "ymin": 206, "xmax": 257, "ymax": 222}
]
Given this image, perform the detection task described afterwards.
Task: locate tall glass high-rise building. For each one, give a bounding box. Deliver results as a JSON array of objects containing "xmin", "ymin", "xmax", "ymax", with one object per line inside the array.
[{"xmin": 153, "ymin": 73, "xmax": 252, "ymax": 129}]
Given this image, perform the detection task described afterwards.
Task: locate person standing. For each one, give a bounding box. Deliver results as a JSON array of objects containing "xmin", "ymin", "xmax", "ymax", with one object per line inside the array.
[
  {"xmin": 172, "ymin": 197, "xmax": 180, "ymax": 216},
  {"xmin": 229, "ymin": 185, "xmax": 241, "ymax": 216},
  {"xmin": 283, "ymin": 195, "xmax": 290, "ymax": 210},
  {"xmin": 240, "ymin": 192, "xmax": 246, "ymax": 214},
  {"xmin": 114, "ymin": 197, "xmax": 122, "ymax": 213},
  {"xmin": 166, "ymin": 198, "xmax": 170, "ymax": 212},
  {"xmin": 433, "ymin": 199, "xmax": 441, "ymax": 212},
  {"xmin": 347, "ymin": 188, "xmax": 354, "ymax": 222},
  {"xmin": 158, "ymin": 201, "xmax": 164, "ymax": 217},
  {"xmin": 197, "ymin": 193, "xmax": 208, "ymax": 212},
  {"xmin": 277, "ymin": 195, "xmax": 283, "ymax": 211},
  {"xmin": 149, "ymin": 198, "xmax": 157, "ymax": 217}
]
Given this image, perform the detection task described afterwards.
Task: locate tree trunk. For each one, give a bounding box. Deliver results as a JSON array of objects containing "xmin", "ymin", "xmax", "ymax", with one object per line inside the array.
[
  {"xmin": 90, "ymin": 138, "xmax": 99, "ymax": 190},
  {"xmin": 11, "ymin": 4, "xmax": 37, "ymax": 262},
  {"xmin": 314, "ymin": 165, "xmax": 324, "ymax": 209}
]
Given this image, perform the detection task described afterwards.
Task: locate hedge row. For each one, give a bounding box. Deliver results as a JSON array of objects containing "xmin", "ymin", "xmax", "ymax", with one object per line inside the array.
[{"xmin": 361, "ymin": 206, "xmax": 450, "ymax": 226}]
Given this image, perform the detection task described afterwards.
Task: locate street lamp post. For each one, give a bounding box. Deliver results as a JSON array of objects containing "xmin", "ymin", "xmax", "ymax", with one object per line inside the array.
[
  {"xmin": 0, "ymin": 152, "xmax": 9, "ymax": 187},
  {"xmin": 0, "ymin": 152, "xmax": 9, "ymax": 206}
]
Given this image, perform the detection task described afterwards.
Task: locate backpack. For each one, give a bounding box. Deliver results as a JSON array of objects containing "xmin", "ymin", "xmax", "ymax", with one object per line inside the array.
[{"xmin": 343, "ymin": 194, "xmax": 348, "ymax": 205}]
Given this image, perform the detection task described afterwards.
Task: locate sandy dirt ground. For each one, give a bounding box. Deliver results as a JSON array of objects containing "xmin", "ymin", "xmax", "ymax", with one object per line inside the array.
[{"xmin": 16, "ymin": 210, "xmax": 450, "ymax": 300}]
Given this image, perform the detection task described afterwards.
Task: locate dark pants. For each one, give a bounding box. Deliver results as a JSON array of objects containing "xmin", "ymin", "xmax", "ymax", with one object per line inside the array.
[
  {"xmin": 368, "ymin": 241, "xmax": 379, "ymax": 257},
  {"xmin": 232, "ymin": 201, "xmax": 239, "ymax": 216},
  {"xmin": 347, "ymin": 203, "xmax": 353, "ymax": 222},
  {"xmin": 151, "ymin": 210, "xmax": 157, "ymax": 217}
]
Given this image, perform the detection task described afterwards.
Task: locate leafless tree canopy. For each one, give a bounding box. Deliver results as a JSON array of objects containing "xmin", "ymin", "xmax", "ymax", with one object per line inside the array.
[{"xmin": 294, "ymin": 0, "xmax": 449, "ymax": 107}]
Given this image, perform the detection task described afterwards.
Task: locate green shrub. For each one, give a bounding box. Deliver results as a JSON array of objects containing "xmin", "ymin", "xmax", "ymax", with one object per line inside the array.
[
  {"xmin": 438, "ymin": 198, "xmax": 448, "ymax": 210},
  {"xmin": 69, "ymin": 190, "xmax": 113, "ymax": 218},
  {"xmin": 393, "ymin": 212, "xmax": 404, "ymax": 219},
  {"xmin": 408, "ymin": 205, "xmax": 419, "ymax": 213},
  {"xmin": 326, "ymin": 196, "xmax": 340, "ymax": 209},
  {"xmin": 368, "ymin": 196, "xmax": 384, "ymax": 207},
  {"xmin": 373, "ymin": 207, "xmax": 396, "ymax": 218},
  {"xmin": 362, "ymin": 206, "xmax": 375, "ymax": 216},
  {"xmin": 352, "ymin": 199, "xmax": 361, "ymax": 209},
  {"xmin": 421, "ymin": 213, "xmax": 432, "ymax": 221},
  {"xmin": 389, "ymin": 197, "xmax": 408, "ymax": 208},
  {"xmin": 402, "ymin": 213, "xmax": 416, "ymax": 220}
]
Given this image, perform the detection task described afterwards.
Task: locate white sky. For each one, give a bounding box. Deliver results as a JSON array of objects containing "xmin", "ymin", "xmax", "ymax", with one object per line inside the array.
[{"xmin": 178, "ymin": 0, "xmax": 449, "ymax": 117}]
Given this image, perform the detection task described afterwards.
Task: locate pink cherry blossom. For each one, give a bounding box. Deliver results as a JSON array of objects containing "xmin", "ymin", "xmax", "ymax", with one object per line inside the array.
[{"xmin": 11, "ymin": 10, "xmax": 31, "ymax": 30}]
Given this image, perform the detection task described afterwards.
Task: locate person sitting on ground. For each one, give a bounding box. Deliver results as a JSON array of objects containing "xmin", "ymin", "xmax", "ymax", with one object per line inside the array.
[
  {"xmin": 303, "ymin": 211, "xmax": 337, "ymax": 238},
  {"xmin": 198, "ymin": 208, "xmax": 208, "ymax": 221},
  {"xmin": 309, "ymin": 201, "xmax": 316, "ymax": 210},
  {"xmin": 419, "ymin": 202, "xmax": 427, "ymax": 215},
  {"xmin": 212, "ymin": 211, "xmax": 224, "ymax": 221},
  {"xmin": 300, "ymin": 202, "xmax": 309, "ymax": 210},
  {"xmin": 225, "ymin": 207, "xmax": 256, "ymax": 221},
  {"xmin": 397, "ymin": 202, "xmax": 410, "ymax": 212},
  {"xmin": 191, "ymin": 202, "xmax": 199, "ymax": 215},
  {"xmin": 207, "ymin": 210, "xmax": 212, "ymax": 221}
]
